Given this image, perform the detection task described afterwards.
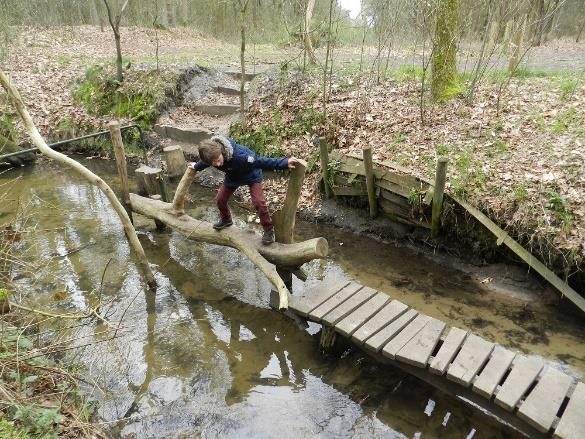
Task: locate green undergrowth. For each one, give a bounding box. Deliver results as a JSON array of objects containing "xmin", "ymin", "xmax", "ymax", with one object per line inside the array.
[
  {"xmin": 230, "ymin": 107, "xmax": 325, "ymax": 157},
  {"xmin": 0, "ymin": 318, "xmax": 100, "ymax": 438},
  {"xmin": 72, "ymin": 64, "xmax": 180, "ymax": 130}
]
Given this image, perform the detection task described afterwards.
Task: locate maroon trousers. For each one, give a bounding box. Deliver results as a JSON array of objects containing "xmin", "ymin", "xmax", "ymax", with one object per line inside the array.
[{"xmin": 216, "ymin": 182, "xmax": 272, "ymax": 230}]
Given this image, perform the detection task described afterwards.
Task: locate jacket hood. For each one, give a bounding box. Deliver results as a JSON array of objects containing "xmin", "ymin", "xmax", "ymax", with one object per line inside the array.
[{"xmin": 212, "ymin": 135, "xmax": 233, "ymax": 161}]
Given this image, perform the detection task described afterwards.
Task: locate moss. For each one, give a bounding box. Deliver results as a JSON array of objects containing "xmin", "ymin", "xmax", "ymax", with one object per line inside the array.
[
  {"xmin": 431, "ymin": 0, "xmax": 460, "ymax": 102},
  {"xmin": 0, "ymin": 288, "xmax": 8, "ymax": 300}
]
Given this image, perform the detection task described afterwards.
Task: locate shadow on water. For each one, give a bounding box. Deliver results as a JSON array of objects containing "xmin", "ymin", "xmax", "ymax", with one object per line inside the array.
[{"xmin": 2, "ymin": 159, "xmax": 583, "ymax": 438}]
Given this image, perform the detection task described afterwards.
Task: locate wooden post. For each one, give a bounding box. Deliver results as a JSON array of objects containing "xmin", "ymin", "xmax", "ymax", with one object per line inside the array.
[
  {"xmin": 163, "ymin": 145, "xmax": 186, "ymax": 179},
  {"xmin": 431, "ymin": 157, "xmax": 448, "ymax": 238},
  {"xmin": 108, "ymin": 121, "xmax": 133, "ymax": 223},
  {"xmin": 318, "ymin": 136, "xmax": 331, "ymax": 198},
  {"xmin": 172, "ymin": 166, "xmax": 197, "ymax": 214},
  {"xmin": 362, "ymin": 145, "xmax": 377, "ymax": 218},
  {"xmin": 275, "ymin": 159, "xmax": 307, "ymax": 244},
  {"xmin": 274, "ymin": 158, "xmax": 308, "ymax": 294},
  {"xmin": 135, "ymin": 165, "xmax": 168, "ymax": 202}
]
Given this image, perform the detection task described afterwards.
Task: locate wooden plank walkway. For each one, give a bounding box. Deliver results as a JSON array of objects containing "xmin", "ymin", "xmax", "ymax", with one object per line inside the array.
[{"xmin": 289, "ymin": 278, "xmax": 584, "ymax": 438}]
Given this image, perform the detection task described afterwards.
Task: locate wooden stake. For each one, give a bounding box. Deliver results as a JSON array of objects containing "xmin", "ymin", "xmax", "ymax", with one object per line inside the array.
[
  {"xmin": 163, "ymin": 145, "xmax": 187, "ymax": 179},
  {"xmin": 363, "ymin": 145, "xmax": 377, "ymax": 218},
  {"xmin": 431, "ymin": 157, "xmax": 448, "ymax": 238},
  {"xmin": 318, "ymin": 136, "xmax": 332, "ymax": 198},
  {"xmin": 172, "ymin": 166, "xmax": 197, "ymax": 214},
  {"xmin": 319, "ymin": 325, "xmax": 338, "ymax": 351},
  {"xmin": 108, "ymin": 121, "xmax": 133, "ymax": 223},
  {"xmin": 135, "ymin": 165, "xmax": 168, "ymax": 202},
  {"xmin": 274, "ymin": 158, "xmax": 308, "ymax": 293}
]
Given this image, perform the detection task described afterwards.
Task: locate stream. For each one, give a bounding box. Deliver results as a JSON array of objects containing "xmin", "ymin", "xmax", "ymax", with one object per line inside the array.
[{"xmin": 2, "ymin": 158, "xmax": 584, "ymax": 438}]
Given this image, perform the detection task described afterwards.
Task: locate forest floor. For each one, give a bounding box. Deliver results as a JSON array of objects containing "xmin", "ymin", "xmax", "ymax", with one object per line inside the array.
[{"xmin": 2, "ymin": 25, "xmax": 585, "ymax": 285}]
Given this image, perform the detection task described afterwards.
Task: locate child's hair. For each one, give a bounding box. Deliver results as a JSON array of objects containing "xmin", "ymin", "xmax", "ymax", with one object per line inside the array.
[{"xmin": 198, "ymin": 139, "xmax": 222, "ymax": 164}]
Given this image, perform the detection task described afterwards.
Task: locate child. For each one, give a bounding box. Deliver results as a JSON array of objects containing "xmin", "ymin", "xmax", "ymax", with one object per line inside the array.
[{"xmin": 189, "ymin": 135, "xmax": 300, "ymax": 245}]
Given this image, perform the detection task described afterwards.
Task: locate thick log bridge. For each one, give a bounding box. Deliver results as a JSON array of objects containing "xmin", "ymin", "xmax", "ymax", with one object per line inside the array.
[{"xmin": 130, "ymin": 156, "xmax": 327, "ymax": 310}]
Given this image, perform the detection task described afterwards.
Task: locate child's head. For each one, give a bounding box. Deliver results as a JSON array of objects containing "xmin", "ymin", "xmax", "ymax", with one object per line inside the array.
[{"xmin": 198, "ymin": 139, "xmax": 224, "ymax": 167}]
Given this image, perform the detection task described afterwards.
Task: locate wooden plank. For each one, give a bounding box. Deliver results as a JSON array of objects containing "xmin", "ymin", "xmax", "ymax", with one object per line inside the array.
[
  {"xmin": 455, "ymin": 196, "xmax": 585, "ymax": 314},
  {"xmin": 495, "ymin": 355, "xmax": 544, "ymax": 411},
  {"xmin": 429, "ymin": 327, "xmax": 467, "ymax": 375},
  {"xmin": 517, "ymin": 367, "xmax": 574, "ymax": 433},
  {"xmin": 382, "ymin": 314, "xmax": 431, "ymax": 360},
  {"xmin": 289, "ymin": 279, "xmax": 350, "ymax": 317},
  {"xmin": 446, "ymin": 333, "xmax": 494, "ymax": 386},
  {"xmin": 331, "ymin": 185, "xmax": 367, "ymax": 196},
  {"xmin": 308, "ymin": 282, "xmax": 363, "ymax": 322},
  {"xmin": 396, "ymin": 317, "xmax": 446, "ymax": 367},
  {"xmin": 322, "ymin": 287, "xmax": 378, "ymax": 326},
  {"xmin": 342, "ymin": 151, "xmax": 425, "ymax": 189},
  {"xmin": 380, "ymin": 189, "xmax": 411, "ymax": 207},
  {"xmin": 379, "ymin": 198, "xmax": 431, "ymax": 229},
  {"xmin": 351, "ymin": 300, "xmax": 409, "ymax": 344},
  {"xmin": 554, "ymin": 382, "xmax": 585, "ymax": 439},
  {"xmin": 336, "ymin": 293, "xmax": 390, "ymax": 337},
  {"xmin": 472, "ymin": 346, "xmax": 516, "ymax": 398},
  {"xmin": 362, "ymin": 308, "xmax": 418, "ymax": 352}
]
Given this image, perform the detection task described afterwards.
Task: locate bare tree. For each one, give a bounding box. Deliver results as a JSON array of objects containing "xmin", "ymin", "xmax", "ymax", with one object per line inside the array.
[
  {"xmin": 236, "ymin": 0, "xmax": 251, "ymax": 115},
  {"xmin": 303, "ymin": 0, "xmax": 318, "ymax": 64},
  {"xmin": 103, "ymin": 0, "xmax": 131, "ymax": 83}
]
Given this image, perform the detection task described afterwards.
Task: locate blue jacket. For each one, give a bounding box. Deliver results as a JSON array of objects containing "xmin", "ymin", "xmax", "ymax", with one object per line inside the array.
[{"xmin": 195, "ymin": 137, "xmax": 289, "ymax": 188}]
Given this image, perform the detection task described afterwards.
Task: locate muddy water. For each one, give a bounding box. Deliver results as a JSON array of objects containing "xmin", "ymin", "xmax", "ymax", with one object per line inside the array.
[{"xmin": 3, "ymin": 159, "xmax": 584, "ymax": 438}]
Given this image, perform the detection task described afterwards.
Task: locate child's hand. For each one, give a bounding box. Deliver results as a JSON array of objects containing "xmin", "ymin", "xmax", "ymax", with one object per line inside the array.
[
  {"xmin": 288, "ymin": 157, "xmax": 300, "ymax": 169},
  {"xmin": 188, "ymin": 162, "xmax": 197, "ymax": 170}
]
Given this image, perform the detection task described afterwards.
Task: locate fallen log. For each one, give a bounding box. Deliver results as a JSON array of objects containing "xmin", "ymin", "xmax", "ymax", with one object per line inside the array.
[{"xmin": 129, "ymin": 193, "xmax": 329, "ymax": 309}]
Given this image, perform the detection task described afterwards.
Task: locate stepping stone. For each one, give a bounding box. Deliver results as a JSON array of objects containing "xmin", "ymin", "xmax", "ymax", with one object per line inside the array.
[
  {"xmin": 154, "ymin": 125, "xmax": 212, "ymax": 144},
  {"xmin": 192, "ymin": 105, "xmax": 239, "ymax": 116},
  {"xmin": 215, "ymin": 85, "xmax": 242, "ymax": 96}
]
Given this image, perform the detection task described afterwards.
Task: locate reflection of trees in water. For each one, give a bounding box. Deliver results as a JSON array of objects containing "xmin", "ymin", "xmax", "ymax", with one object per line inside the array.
[{"xmin": 141, "ymin": 233, "xmax": 317, "ymax": 405}]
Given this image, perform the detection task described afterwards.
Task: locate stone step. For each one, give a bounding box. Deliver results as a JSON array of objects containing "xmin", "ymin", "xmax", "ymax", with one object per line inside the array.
[
  {"xmin": 191, "ymin": 104, "xmax": 240, "ymax": 116},
  {"xmin": 214, "ymin": 85, "xmax": 244, "ymax": 96},
  {"xmin": 224, "ymin": 69, "xmax": 264, "ymax": 81},
  {"xmin": 154, "ymin": 125, "xmax": 213, "ymax": 144}
]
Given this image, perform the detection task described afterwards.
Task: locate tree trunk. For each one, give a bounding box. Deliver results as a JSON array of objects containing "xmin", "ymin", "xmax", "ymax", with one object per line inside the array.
[
  {"xmin": 0, "ymin": 70, "xmax": 156, "ymax": 289},
  {"xmin": 576, "ymin": 15, "xmax": 585, "ymax": 42},
  {"xmin": 91, "ymin": 0, "xmax": 104, "ymax": 31},
  {"xmin": 304, "ymin": 0, "xmax": 318, "ymax": 64},
  {"xmin": 114, "ymin": 31, "xmax": 123, "ymax": 82},
  {"xmin": 129, "ymin": 194, "xmax": 329, "ymax": 309},
  {"xmin": 508, "ymin": 15, "xmax": 526, "ymax": 72},
  {"xmin": 239, "ymin": 8, "xmax": 246, "ymax": 115},
  {"xmin": 531, "ymin": 0, "xmax": 545, "ymax": 46},
  {"xmin": 542, "ymin": 0, "xmax": 560, "ymax": 44},
  {"xmin": 166, "ymin": 0, "xmax": 174, "ymax": 27},
  {"xmin": 431, "ymin": 0, "xmax": 460, "ymax": 102}
]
